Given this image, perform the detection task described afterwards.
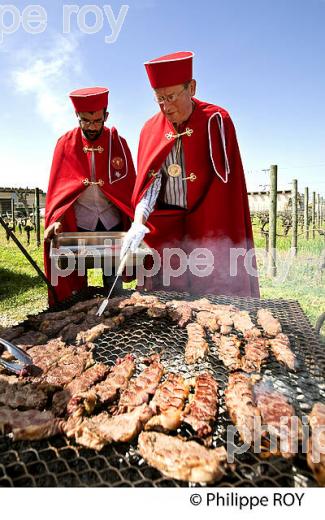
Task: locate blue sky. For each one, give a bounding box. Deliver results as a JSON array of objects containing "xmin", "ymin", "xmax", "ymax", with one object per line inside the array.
[{"xmin": 0, "ymin": 0, "xmax": 324, "ymax": 196}]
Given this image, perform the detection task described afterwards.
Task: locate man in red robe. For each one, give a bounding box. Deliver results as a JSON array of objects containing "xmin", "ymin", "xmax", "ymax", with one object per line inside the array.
[
  {"xmin": 121, "ymin": 52, "xmax": 259, "ymax": 297},
  {"xmin": 44, "ymin": 87, "xmax": 136, "ymax": 305}
]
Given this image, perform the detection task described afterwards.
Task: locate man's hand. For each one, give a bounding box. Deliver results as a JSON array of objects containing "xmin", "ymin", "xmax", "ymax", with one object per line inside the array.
[
  {"xmin": 120, "ymin": 222, "xmax": 150, "ymax": 258},
  {"xmin": 44, "ymin": 221, "xmax": 63, "ymax": 242}
]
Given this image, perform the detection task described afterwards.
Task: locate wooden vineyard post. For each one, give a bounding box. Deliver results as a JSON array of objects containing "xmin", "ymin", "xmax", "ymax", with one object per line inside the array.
[
  {"xmin": 304, "ymin": 187, "xmax": 309, "ymax": 240},
  {"xmin": 312, "ymin": 191, "xmax": 316, "ymax": 239},
  {"xmin": 292, "ymin": 179, "xmax": 298, "ymax": 256},
  {"xmin": 268, "ymin": 165, "xmax": 277, "ymax": 277},
  {"xmin": 11, "ymin": 197, "xmax": 15, "ymax": 232}
]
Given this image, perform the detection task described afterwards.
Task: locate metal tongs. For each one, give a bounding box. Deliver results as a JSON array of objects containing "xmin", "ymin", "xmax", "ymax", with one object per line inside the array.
[
  {"xmin": 96, "ymin": 252, "xmax": 130, "ymax": 317},
  {"xmin": 0, "ymin": 338, "xmax": 34, "ymax": 376}
]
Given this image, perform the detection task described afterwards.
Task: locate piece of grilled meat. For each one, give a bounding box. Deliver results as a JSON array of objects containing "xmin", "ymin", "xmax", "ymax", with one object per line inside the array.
[
  {"xmin": 225, "ymin": 372, "xmax": 261, "ymax": 445},
  {"xmin": 254, "ymin": 382, "xmax": 302, "ymax": 458},
  {"xmin": 241, "ymin": 338, "xmax": 269, "ymax": 373},
  {"xmin": 138, "ymin": 431, "xmax": 228, "ymax": 483},
  {"xmin": 307, "ymin": 402, "xmax": 325, "ymax": 485},
  {"xmin": 145, "ymin": 373, "xmax": 189, "ymax": 431},
  {"xmin": 257, "ymin": 309, "xmax": 282, "ymax": 337},
  {"xmin": 116, "ymin": 354, "xmax": 164, "ymax": 413},
  {"xmin": 269, "ymin": 333, "xmax": 296, "ymax": 371},
  {"xmin": 212, "ymin": 334, "xmax": 241, "ymax": 371},
  {"xmin": 182, "ymin": 372, "xmax": 218, "ymax": 440},
  {"xmin": 185, "ymin": 323, "xmax": 209, "ymax": 364}
]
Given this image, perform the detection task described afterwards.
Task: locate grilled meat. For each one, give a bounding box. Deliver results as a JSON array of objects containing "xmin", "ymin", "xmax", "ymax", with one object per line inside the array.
[
  {"xmin": 182, "ymin": 372, "xmax": 218, "ymax": 439},
  {"xmin": 0, "ymin": 326, "xmax": 25, "ymax": 342},
  {"xmin": 138, "ymin": 431, "xmax": 228, "ymax": 483},
  {"xmin": 225, "ymin": 372, "xmax": 261, "ymax": 445},
  {"xmin": 120, "ymin": 305, "xmax": 147, "ymax": 317},
  {"xmin": 27, "ymin": 339, "xmax": 69, "ymax": 375},
  {"xmin": 28, "ymin": 298, "xmax": 102, "ymax": 328},
  {"xmin": 92, "ymin": 353, "xmax": 136, "ymax": 404},
  {"xmin": 254, "ymin": 383, "xmax": 302, "ymax": 458},
  {"xmin": 147, "ymin": 302, "xmax": 168, "ymax": 318},
  {"xmin": 75, "ymin": 317, "xmax": 124, "ymax": 345},
  {"xmin": 185, "ymin": 323, "xmax": 209, "ymax": 364},
  {"xmin": 0, "ymin": 406, "xmax": 62, "ymax": 440},
  {"xmin": 38, "ymin": 348, "xmax": 94, "ymax": 387},
  {"xmin": 52, "ymin": 363, "xmax": 109, "ymax": 416},
  {"xmin": 14, "ymin": 331, "xmax": 49, "ymax": 350},
  {"xmin": 117, "ymin": 355, "xmax": 164, "ymax": 413},
  {"xmin": 257, "ymin": 309, "xmax": 282, "ymax": 337},
  {"xmin": 307, "ymin": 402, "xmax": 325, "ymax": 486},
  {"xmin": 232, "ymin": 310, "xmax": 261, "ymax": 338},
  {"xmin": 195, "ymin": 311, "xmax": 219, "ymax": 332},
  {"xmin": 167, "ymin": 301, "xmax": 193, "ymax": 328},
  {"xmin": 212, "ymin": 334, "xmax": 241, "ymax": 371},
  {"xmin": 269, "ymin": 333, "xmax": 296, "ymax": 371},
  {"xmin": 118, "ymin": 292, "xmax": 158, "ymax": 309},
  {"xmin": 39, "ymin": 312, "xmax": 86, "ymax": 337},
  {"xmin": 64, "ymin": 403, "xmax": 154, "ymax": 450},
  {"xmin": 241, "ymin": 338, "xmax": 269, "ymax": 373},
  {"xmin": 0, "ymin": 374, "xmax": 49, "ymax": 409},
  {"xmin": 145, "ymin": 373, "xmax": 189, "ymax": 431},
  {"xmin": 91, "ymin": 404, "xmax": 153, "ymax": 443}
]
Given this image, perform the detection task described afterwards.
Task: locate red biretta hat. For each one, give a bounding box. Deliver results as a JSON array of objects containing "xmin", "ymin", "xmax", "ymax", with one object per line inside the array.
[
  {"xmin": 144, "ymin": 51, "xmax": 194, "ymax": 89},
  {"xmin": 69, "ymin": 86, "xmax": 109, "ymax": 112}
]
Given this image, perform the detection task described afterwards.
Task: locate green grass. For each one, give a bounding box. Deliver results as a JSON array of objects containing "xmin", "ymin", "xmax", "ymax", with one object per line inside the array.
[{"xmin": 0, "ymin": 223, "xmax": 324, "ymax": 339}]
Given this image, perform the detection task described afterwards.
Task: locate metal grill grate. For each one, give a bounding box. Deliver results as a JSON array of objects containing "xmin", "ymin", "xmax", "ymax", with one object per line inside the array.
[{"xmin": 0, "ymin": 290, "xmax": 324, "ymax": 487}]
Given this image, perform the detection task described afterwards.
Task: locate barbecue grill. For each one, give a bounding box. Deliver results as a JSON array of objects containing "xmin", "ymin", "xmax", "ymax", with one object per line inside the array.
[{"xmin": 0, "ymin": 290, "xmax": 324, "ymax": 487}]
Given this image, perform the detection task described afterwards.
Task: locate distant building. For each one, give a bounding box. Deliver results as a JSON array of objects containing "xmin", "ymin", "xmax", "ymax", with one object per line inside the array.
[
  {"xmin": 0, "ymin": 187, "xmax": 46, "ymax": 216},
  {"xmin": 248, "ymin": 190, "xmax": 297, "ymax": 213}
]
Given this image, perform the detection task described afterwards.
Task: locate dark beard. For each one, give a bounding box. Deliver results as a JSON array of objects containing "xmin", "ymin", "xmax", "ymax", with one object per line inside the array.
[{"xmin": 82, "ymin": 127, "xmax": 103, "ymax": 141}]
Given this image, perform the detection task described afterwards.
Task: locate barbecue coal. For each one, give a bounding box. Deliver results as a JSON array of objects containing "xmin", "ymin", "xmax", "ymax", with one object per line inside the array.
[
  {"xmin": 138, "ymin": 431, "xmax": 228, "ymax": 483},
  {"xmin": 269, "ymin": 333, "xmax": 296, "ymax": 371},
  {"xmin": 307, "ymin": 402, "xmax": 325, "ymax": 486},
  {"xmin": 182, "ymin": 372, "xmax": 218, "ymax": 440},
  {"xmin": 185, "ymin": 323, "xmax": 209, "ymax": 364},
  {"xmin": 145, "ymin": 373, "xmax": 189, "ymax": 431}
]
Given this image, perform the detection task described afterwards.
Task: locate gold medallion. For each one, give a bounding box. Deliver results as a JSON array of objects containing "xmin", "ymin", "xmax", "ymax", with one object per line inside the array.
[{"xmin": 168, "ymin": 164, "xmax": 182, "ymax": 178}]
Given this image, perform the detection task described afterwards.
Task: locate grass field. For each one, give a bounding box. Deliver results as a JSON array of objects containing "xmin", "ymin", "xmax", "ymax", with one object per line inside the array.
[{"xmin": 0, "ymin": 222, "xmax": 324, "ymax": 339}]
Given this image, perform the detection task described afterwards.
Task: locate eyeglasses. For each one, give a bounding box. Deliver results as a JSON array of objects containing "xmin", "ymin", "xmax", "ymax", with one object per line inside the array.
[
  {"xmin": 154, "ymin": 86, "xmax": 187, "ymax": 105},
  {"xmin": 78, "ymin": 117, "xmax": 105, "ymax": 128}
]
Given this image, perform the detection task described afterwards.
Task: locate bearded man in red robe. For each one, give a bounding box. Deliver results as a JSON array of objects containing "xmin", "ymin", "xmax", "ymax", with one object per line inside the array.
[
  {"xmin": 44, "ymin": 87, "xmax": 136, "ymax": 305},
  {"xmin": 121, "ymin": 52, "xmax": 259, "ymax": 297}
]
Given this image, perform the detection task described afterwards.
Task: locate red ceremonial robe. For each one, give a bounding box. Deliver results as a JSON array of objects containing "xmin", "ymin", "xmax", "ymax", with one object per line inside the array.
[
  {"xmin": 133, "ymin": 98, "xmax": 260, "ymax": 298},
  {"xmin": 45, "ymin": 126, "xmax": 136, "ymax": 306}
]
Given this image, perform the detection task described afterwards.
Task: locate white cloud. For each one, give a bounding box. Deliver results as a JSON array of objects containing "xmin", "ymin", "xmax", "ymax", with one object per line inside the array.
[{"xmin": 11, "ymin": 34, "xmax": 82, "ymax": 134}]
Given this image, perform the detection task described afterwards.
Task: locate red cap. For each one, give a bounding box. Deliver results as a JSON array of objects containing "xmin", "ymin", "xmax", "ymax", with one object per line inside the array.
[
  {"xmin": 144, "ymin": 51, "xmax": 194, "ymax": 89},
  {"xmin": 69, "ymin": 86, "xmax": 109, "ymax": 112}
]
